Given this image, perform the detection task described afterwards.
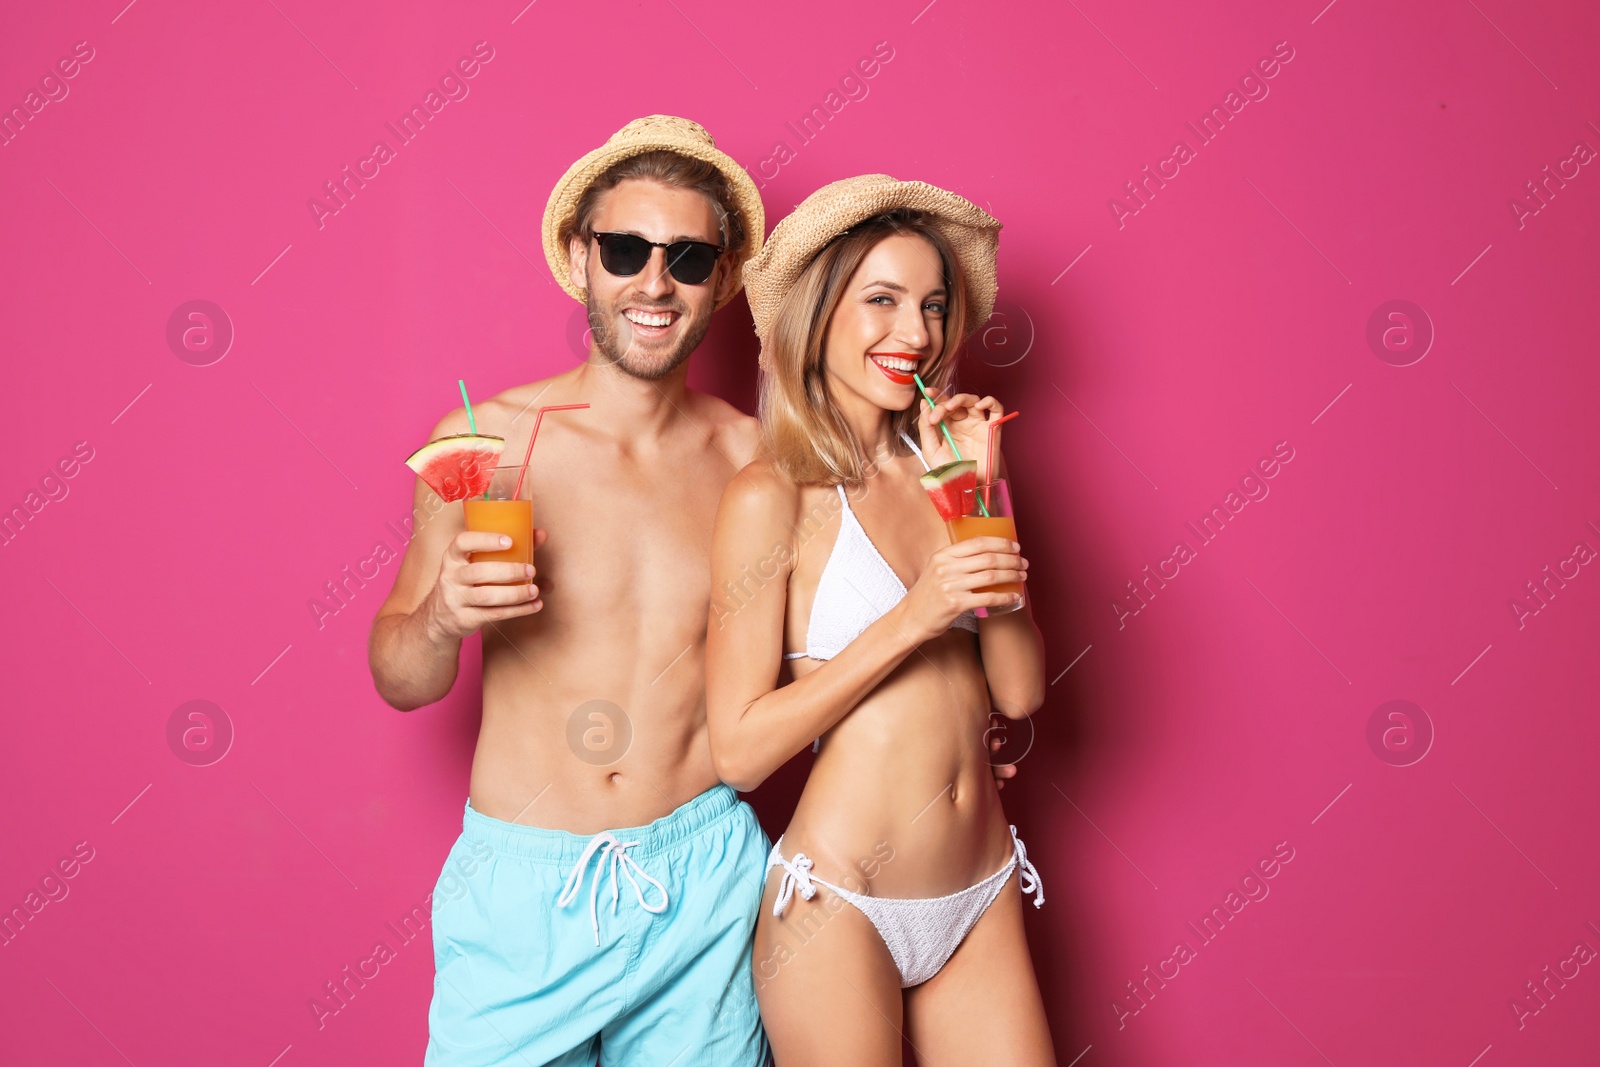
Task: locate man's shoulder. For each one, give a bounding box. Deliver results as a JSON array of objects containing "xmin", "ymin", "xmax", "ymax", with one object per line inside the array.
[
  {"xmin": 685, "ymin": 389, "xmax": 760, "ymax": 465},
  {"xmin": 427, "ymin": 374, "xmax": 572, "ymax": 440},
  {"xmin": 685, "ymin": 388, "xmax": 757, "ymax": 432}
]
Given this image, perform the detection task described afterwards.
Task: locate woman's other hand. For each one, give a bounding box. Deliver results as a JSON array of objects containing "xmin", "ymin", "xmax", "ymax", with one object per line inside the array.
[{"xmin": 916, "ymin": 388, "xmax": 1004, "ymax": 482}]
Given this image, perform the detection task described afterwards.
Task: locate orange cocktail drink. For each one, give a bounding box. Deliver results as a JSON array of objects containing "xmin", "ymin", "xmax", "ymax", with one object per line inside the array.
[
  {"xmin": 463, "ymin": 466, "xmax": 533, "ymax": 585},
  {"xmin": 946, "ymin": 479, "xmax": 1023, "ymax": 615}
]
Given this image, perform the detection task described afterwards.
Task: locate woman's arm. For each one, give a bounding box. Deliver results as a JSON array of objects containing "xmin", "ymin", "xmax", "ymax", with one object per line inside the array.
[
  {"xmin": 706, "ymin": 465, "xmax": 917, "ymax": 792},
  {"xmin": 705, "ymin": 463, "xmax": 1025, "ymax": 791},
  {"xmin": 976, "ymin": 449, "xmax": 1047, "ymax": 719},
  {"xmin": 975, "ymin": 595, "xmax": 1046, "ymax": 719},
  {"xmin": 913, "ymin": 397, "xmax": 1046, "ymax": 718}
]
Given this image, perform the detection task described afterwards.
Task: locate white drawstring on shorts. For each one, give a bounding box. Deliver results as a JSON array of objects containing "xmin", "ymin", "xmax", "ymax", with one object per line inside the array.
[
  {"xmin": 770, "ymin": 848, "xmax": 817, "ymax": 917},
  {"xmin": 1010, "ymin": 825, "xmax": 1045, "ymax": 908},
  {"xmin": 556, "ymin": 831, "xmax": 670, "ymax": 946}
]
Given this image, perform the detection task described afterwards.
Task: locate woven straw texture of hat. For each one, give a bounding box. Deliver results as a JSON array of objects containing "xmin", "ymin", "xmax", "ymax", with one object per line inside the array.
[
  {"xmin": 541, "ymin": 115, "xmax": 765, "ymax": 310},
  {"xmin": 742, "ymin": 174, "xmax": 1001, "ymax": 345}
]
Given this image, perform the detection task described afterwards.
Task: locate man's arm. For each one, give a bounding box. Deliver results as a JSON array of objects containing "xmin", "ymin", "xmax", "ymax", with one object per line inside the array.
[{"xmin": 367, "ymin": 409, "xmax": 544, "ymax": 711}]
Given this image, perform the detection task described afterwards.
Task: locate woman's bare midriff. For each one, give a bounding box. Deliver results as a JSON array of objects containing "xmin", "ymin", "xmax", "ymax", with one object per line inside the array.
[{"xmin": 780, "ymin": 627, "xmax": 1017, "ymax": 899}]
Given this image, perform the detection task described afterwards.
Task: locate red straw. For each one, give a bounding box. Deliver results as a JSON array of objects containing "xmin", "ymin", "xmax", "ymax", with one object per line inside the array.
[
  {"xmin": 984, "ymin": 410, "xmax": 1020, "ymax": 487},
  {"xmin": 513, "ymin": 404, "xmax": 591, "ymax": 498}
]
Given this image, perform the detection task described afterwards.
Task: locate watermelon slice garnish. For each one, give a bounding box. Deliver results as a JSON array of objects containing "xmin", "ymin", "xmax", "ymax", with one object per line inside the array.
[
  {"xmin": 919, "ymin": 459, "xmax": 977, "ymax": 521},
  {"xmin": 405, "ymin": 433, "xmax": 505, "ymax": 502}
]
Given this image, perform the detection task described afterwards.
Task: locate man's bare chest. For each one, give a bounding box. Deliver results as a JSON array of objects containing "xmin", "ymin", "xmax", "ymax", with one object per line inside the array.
[{"xmin": 525, "ymin": 451, "xmax": 730, "ymax": 609}]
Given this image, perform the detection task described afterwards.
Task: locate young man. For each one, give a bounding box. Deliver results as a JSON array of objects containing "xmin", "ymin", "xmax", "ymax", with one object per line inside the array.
[{"xmin": 369, "ymin": 115, "xmax": 771, "ymax": 1067}]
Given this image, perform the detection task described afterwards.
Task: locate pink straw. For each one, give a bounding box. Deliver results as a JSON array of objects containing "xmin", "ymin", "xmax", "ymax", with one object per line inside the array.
[
  {"xmin": 513, "ymin": 404, "xmax": 591, "ymax": 499},
  {"xmin": 984, "ymin": 410, "xmax": 1020, "ymax": 488}
]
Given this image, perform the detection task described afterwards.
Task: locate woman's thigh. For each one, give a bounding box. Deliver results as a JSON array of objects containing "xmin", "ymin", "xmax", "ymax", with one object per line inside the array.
[
  {"xmin": 753, "ymin": 867, "xmax": 905, "ymax": 1067},
  {"xmin": 903, "ymin": 873, "xmax": 1056, "ymax": 1066}
]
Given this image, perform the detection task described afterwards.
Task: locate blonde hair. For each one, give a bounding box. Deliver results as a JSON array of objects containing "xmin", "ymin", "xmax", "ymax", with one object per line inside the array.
[{"xmin": 757, "ymin": 209, "xmax": 969, "ymax": 486}]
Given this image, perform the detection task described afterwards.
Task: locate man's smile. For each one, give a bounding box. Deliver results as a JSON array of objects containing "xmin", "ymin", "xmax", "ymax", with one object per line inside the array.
[{"xmin": 623, "ymin": 307, "xmax": 681, "ymax": 338}]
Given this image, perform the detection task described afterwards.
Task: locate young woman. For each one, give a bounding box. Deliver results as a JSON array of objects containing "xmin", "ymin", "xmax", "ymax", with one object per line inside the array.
[{"xmin": 706, "ymin": 175, "xmax": 1054, "ymax": 1065}]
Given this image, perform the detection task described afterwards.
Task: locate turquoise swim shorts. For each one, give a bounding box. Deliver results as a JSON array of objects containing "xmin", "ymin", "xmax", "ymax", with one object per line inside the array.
[{"xmin": 425, "ymin": 784, "xmax": 770, "ymax": 1066}]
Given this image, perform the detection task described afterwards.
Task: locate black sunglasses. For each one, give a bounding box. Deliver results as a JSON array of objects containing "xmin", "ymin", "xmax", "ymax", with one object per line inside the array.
[{"xmin": 590, "ymin": 231, "xmax": 725, "ymax": 286}]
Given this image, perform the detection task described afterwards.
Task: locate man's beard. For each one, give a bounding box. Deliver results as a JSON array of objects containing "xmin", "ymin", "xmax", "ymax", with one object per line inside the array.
[{"xmin": 585, "ymin": 293, "xmax": 712, "ymax": 382}]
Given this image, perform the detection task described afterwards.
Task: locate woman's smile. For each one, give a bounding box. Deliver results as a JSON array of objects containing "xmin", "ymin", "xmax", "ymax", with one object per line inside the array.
[{"xmin": 867, "ymin": 351, "xmax": 922, "ymax": 385}]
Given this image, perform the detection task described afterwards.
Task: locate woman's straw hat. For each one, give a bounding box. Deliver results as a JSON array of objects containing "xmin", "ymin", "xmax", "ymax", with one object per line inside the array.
[
  {"xmin": 742, "ymin": 174, "xmax": 1001, "ymax": 345},
  {"xmin": 541, "ymin": 115, "xmax": 766, "ymax": 310}
]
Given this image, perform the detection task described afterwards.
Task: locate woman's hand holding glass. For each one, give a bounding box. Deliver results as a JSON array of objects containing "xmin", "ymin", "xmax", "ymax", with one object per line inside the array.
[{"xmin": 894, "ymin": 536, "xmax": 1028, "ymax": 644}]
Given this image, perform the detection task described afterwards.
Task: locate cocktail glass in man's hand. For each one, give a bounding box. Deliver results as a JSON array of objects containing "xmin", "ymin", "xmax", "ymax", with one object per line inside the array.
[{"xmin": 463, "ymin": 466, "xmax": 534, "ymax": 586}]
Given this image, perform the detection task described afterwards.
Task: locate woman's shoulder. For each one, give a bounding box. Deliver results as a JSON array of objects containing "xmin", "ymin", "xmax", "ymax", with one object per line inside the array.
[
  {"xmin": 724, "ymin": 458, "xmax": 844, "ymax": 536},
  {"xmin": 722, "ymin": 457, "xmax": 801, "ymax": 514}
]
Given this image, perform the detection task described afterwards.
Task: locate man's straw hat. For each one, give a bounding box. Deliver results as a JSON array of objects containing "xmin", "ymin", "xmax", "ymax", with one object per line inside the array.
[
  {"xmin": 541, "ymin": 115, "xmax": 766, "ymax": 310},
  {"xmin": 742, "ymin": 174, "xmax": 1001, "ymax": 346}
]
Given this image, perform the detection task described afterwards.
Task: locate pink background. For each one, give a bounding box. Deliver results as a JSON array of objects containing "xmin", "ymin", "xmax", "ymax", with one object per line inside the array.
[{"xmin": 3, "ymin": 0, "xmax": 1598, "ymax": 1063}]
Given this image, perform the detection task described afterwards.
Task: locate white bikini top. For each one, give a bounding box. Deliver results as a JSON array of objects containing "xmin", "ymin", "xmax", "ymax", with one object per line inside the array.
[{"xmin": 784, "ymin": 432, "xmax": 979, "ymax": 662}]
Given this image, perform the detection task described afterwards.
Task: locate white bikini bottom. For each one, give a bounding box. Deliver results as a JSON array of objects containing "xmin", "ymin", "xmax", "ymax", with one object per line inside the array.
[{"xmin": 765, "ymin": 824, "xmax": 1044, "ymax": 988}]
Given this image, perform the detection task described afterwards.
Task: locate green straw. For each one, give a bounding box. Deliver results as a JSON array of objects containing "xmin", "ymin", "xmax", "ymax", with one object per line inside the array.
[
  {"xmin": 912, "ymin": 373, "xmax": 989, "ymax": 516},
  {"xmin": 457, "ymin": 380, "xmax": 489, "ymax": 498},
  {"xmin": 912, "ymin": 373, "xmax": 962, "ymax": 460}
]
